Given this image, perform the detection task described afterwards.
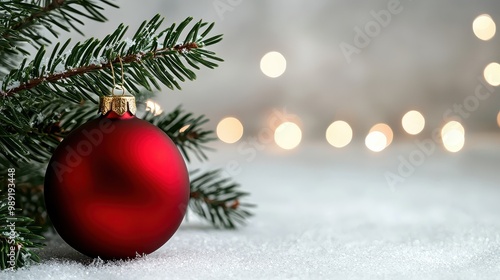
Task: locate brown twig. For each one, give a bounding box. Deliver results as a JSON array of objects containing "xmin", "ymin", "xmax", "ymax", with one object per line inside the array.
[{"xmin": 190, "ymin": 191, "xmax": 240, "ymax": 210}]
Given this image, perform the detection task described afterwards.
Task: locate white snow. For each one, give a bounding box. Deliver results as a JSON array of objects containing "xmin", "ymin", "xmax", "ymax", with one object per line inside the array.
[
  {"xmin": 4, "ymin": 136, "xmax": 500, "ymax": 279},
  {"xmin": 5, "ymin": 80, "xmax": 20, "ymax": 91},
  {"xmin": 123, "ymin": 38, "xmax": 136, "ymax": 53},
  {"xmin": 88, "ymin": 56, "xmax": 108, "ymax": 67}
]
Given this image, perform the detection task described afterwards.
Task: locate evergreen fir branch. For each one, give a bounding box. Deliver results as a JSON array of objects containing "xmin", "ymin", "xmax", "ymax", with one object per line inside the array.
[
  {"xmin": 0, "ymin": 193, "xmax": 45, "ymax": 271},
  {"xmin": 0, "ymin": 0, "xmax": 118, "ymax": 72},
  {"xmin": 143, "ymin": 106, "xmax": 215, "ymax": 162},
  {"xmin": 0, "ymin": 15, "xmax": 223, "ymax": 102},
  {"xmin": 0, "ymin": 92, "xmax": 116, "ymax": 166},
  {"xmin": 189, "ymin": 170, "xmax": 254, "ymax": 229},
  {"xmin": 0, "ymin": 96, "xmax": 68, "ymax": 166},
  {"xmin": 1, "ymin": 0, "xmax": 117, "ymax": 38},
  {"xmin": 0, "ymin": 162, "xmax": 51, "ymax": 236}
]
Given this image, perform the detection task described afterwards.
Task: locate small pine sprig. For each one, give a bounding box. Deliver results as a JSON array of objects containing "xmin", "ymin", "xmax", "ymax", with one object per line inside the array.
[
  {"xmin": 189, "ymin": 170, "xmax": 254, "ymax": 229},
  {"xmin": 143, "ymin": 106, "xmax": 215, "ymax": 162},
  {"xmin": 0, "ymin": 194, "xmax": 45, "ymax": 271}
]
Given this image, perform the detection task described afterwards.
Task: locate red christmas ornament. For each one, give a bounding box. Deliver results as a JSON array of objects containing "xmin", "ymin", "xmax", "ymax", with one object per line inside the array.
[{"xmin": 44, "ymin": 95, "xmax": 189, "ymax": 259}]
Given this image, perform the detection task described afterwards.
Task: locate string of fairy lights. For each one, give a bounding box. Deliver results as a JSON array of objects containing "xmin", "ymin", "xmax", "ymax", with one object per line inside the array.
[{"xmin": 146, "ymin": 13, "xmax": 499, "ymax": 153}]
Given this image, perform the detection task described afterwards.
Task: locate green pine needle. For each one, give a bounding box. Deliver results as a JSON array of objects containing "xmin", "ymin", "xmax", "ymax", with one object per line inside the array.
[
  {"xmin": 189, "ymin": 170, "xmax": 255, "ymax": 229},
  {"xmin": 143, "ymin": 106, "xmax": 215, "ymax": 162},
  {"xmin": 0, "ymin": 0, "xmax": 118, "ymax": 72},
  {"xmin": 0, "ymin": 193, "xmax": 45, "ymax": 271}
]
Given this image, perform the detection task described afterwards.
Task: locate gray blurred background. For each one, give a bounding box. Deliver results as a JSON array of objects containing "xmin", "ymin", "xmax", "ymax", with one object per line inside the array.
[{"xmin": 71, "ymin": 0, "xmax": 500, "ymax": 142}]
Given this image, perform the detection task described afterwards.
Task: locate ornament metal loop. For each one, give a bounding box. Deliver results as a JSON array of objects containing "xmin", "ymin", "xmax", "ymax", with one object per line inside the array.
[
  {"xmin": 109, "ymin": 56, "xmax": 126, "ymax": 96},
  {"xmin": 102, "ymin": 56, "xmax": 135, "ymax": 116}
]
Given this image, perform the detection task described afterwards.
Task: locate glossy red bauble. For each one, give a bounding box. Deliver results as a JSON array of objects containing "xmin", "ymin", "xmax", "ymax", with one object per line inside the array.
[{"xmin": 44, "ymin": 109, "xmax": 189, "ymax": 259}]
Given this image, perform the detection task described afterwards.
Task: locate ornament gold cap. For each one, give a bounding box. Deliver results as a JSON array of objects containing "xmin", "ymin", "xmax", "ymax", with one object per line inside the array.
[{"xmin": 99, "ymin": 95, "xmax": 137, "ymax": 116}]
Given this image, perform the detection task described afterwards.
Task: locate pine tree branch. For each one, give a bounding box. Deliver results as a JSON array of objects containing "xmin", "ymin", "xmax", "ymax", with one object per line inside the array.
[
  {"xmin": 0, "ymin": 0, "xmax": 118, "ymax": 72},
  {"xmin": 189, "ymin": 170, "xmax": 254, "ymax": 229},
  {"xmin": 0, "ymin": 95, "xmax": 64, "ymax": 167},
  {"xmin": 7, "ymin": 0, "xmax": 67, "ymax": 35},
  {"xmin": 143, "ymin": 106, "xmax": 215, "ymax": 162},
  {"xmin": 1, "ymin": 42, "xmax": 202, "ymax": 97},
  {"xmin": 0, "ymin": 15, "xmax": 223, "ymax": 102},
  {"xmin": 0, "ymin": 162, "xmax": 52, "ymax": 238},
  {"xmin": 1, "ymin": 0, "xmax": 118, "ymax": 39},
  {"xmin": 0, "ymin": 192, "xmax": 45, "ymax": 271}
]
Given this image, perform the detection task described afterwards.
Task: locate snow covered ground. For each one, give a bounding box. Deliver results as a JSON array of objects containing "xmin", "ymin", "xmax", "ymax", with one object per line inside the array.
[{"xmin": 5, "ymin": 136, "xmax": 500, "ymax": 279}]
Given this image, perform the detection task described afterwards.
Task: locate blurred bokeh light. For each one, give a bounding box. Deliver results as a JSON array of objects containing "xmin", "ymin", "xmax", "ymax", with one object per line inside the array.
[
  {"xmin": 441, "ymin": 121, "xmax": 465, "ymax": 152},
  {"xmin": 369, "ymin": 123, "xmax": 394, "ymax": 148},
  {"xmin": 145, "ymin": 100, "xmax": 163, "ymax": 116},
  {"xmin": 365, "ymin": 131, "xmax": 388, "ymax": 152},
  {"xmin": 326, "ymin": 121, "xmax": 353, "ymax": 148},
  {"xmin": 260, "ymin": 51, "xmax": 287, "ymax": 78},
  {"xmin": 402, "ymin": 110, "xmax": 426, "ymax": 135},
  {"xmin": 274, "ymin": 122, "xmax": 302, "ymax": 150},
  {"xmin": 217, "ymin": 117, "xmax": 244, "ymax": 144},
  {"xmin": 484, "ymin": 62, "xmax": 500, "ymax": 86},
  {"xmin": 473, "ymin": 14, "xmax": 496, "ymax": 41}
]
